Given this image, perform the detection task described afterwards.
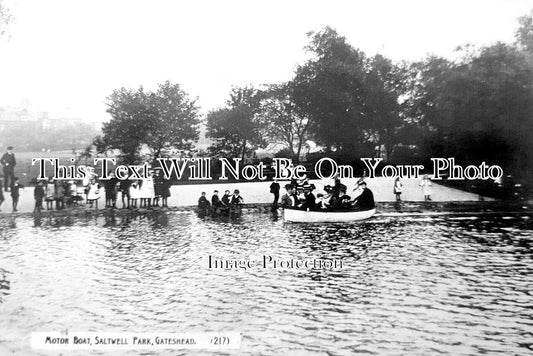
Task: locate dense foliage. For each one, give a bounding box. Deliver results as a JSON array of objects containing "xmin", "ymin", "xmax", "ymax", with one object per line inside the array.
[
  {"xmin": 100, "ymin": 11, "xmax": 533, "ymax": 182},
  {"xmin": 102, "ymin": 81, "xmax": 201, "ymax": 163}
]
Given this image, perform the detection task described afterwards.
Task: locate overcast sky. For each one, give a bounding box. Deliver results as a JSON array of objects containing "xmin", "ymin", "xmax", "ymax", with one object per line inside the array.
[{"xmin": 0, "ymin": 0, "xmax": 531, "ymax": 123}]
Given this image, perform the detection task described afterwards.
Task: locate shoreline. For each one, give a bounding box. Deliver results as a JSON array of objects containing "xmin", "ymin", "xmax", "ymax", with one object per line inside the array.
[
  {"xmin": 0, "ymin": 177, "xmax": 494, "ymax": 215},
  {"xmin": 1, "ymin": 201, "xmax": 531, "ymax": 220}
]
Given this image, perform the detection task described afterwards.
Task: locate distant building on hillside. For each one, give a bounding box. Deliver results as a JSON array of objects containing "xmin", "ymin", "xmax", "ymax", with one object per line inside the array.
[{"xmin": 0, "ymin": 105, "xmax": 93, "ymax": 132}]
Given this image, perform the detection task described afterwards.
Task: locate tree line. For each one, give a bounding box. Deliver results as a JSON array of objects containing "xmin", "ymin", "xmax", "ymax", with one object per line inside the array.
[{"xmin": 97, "ymin": 10, "xmax": 533, "ymax": 182}]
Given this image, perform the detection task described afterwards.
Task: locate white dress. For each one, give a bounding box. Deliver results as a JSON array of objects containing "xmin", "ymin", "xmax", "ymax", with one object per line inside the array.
[
  {"xmin": 420, "ymin": 179, "xmax": 432, "ymax": 196},
  {"xmin": 87, "ymin": 183, "xmax": 101, "ymax": 200},
  {"xmin": 45, "ymin": 183, "xmax": 55, "ymax": 200},
  {"xmin": 139, "ymin": 177, "xmax": 155, "ymax": 199},
  {"xmin": 129, "ymin": 184, "xmax": 140, "ymax": 200}
]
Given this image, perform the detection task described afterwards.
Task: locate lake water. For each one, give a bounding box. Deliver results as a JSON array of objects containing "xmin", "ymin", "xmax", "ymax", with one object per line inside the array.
[{"xmin": 0, "ymin": 211, "xmax": 532, "ymax": 355}]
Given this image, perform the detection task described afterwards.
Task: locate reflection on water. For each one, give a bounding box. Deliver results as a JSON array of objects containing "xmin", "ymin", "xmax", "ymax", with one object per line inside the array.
[{"xmin": 0, "ymin": 211, "xmax": 532, "ymax": 355}]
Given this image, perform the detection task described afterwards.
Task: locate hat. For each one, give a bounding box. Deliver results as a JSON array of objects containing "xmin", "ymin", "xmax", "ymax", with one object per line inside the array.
[{"xmin": 7, "ymin": 146, "xmax": 13, "ymax": 150}]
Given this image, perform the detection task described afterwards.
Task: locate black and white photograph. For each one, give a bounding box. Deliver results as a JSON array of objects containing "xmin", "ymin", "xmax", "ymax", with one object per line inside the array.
[{"xmin": 0, "ymin": 0, "xmax": 532, "ymax": 355}]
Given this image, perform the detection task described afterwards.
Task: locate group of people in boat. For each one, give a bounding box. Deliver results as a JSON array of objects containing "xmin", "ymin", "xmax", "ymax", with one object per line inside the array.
[
  {"xmin": 278, "ymin": 176, "xmax": 375, "ymax": 212},
  {"xmin": 197, "ymin": 189, "xmax": 244, "ymax": 214}
]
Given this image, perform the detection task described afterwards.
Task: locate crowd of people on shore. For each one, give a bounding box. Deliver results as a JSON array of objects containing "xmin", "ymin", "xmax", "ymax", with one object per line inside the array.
[{"xmin": 0, "ymin": 168, "xmax": 172, "ymax": 213}]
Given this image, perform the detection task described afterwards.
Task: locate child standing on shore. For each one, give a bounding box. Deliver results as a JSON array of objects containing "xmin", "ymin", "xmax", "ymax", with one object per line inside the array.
[
  {"xmin": 129, "ymin": 181, "xmax": 139, "ymax": 208},
  {"xmin": 0, "ymin": 188, "xmax": 4, "ymax": 212},
  {"xmin": 34, "ymin": 180, "xmax": 45, "ymax": 212},
  {"xmin": 393, "ymin": 177, "xmax": 403, "ymax": 201},
  {"xmin": 45, "ymin": 178, "xmax": 55, "ymax": 210},
  {"xmin": 420, "ymin": 175, "xmax": 433, "ymax": 201},
  {"xmin": 11, "ymin": 177, "xmax": 23, "ymax": 212},
  {"xmin": 87, "ymin": 178, "xmax": 101, "ymax": 209}
]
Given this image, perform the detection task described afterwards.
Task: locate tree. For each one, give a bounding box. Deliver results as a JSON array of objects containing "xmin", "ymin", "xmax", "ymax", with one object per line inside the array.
[
  {"xmin": 144, "ymin": 82, "xmax": 201, "ymax": 158},
  {"xmin": 258, "ymin": 83, "xmax": 311, "ymax": 163},
  {"xmin": 103, "ymin": 81, "xmax": 200, "ymax": 164},
  {"xmin": 363, "ymin": 54, "xmax": 405, "ymax": 160},
  {"xmin": 516, "ymin": 10, "xmax": 533, "ymax": 55},
  {"xmin": 406, "ymin": 43, "xmax": 533, "ymax": 178},
  {"xmin": 292, "ymin": 27, "xmax": 370, "ymax": 153},
  {"xmin": 292, "ymin": 27, "xmax": 408, "ymax": 160},
  {"xmin": 103, "ymin": 87, "xmax": 154, "ymax": 163},
  {"xmin": 206, "ymin": 86, "xmax": 265, "ymax": 160}
]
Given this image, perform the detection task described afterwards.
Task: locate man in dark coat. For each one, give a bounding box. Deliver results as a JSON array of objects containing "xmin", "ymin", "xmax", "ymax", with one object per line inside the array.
[
  {"xmin": 269, "ymin": 179, "xmax": 280, "ymax": 208},
  {"xmin": 332, "ymin": 176, "xmax": 346, "ymax": 199},
  {"xmin": 352, "ymin": 182, "xmax": 375, "ymax": 211},
  {"xmin": 1, "ymin": 146, "xmax": 16, "ymax": 192},
  {"xmin": 302, "ymin": 189, "xmax": 316, "ymax": 210}
]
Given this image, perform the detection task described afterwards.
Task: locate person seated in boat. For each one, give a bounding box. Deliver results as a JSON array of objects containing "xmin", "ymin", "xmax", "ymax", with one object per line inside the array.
[
  {"xmin": 323, "ymin": 191, "xmax": 333, "ymax": 206},
  {"xmin": 296, "ymin": 174, "xmax": 305, "ymax": 187},
  {"xmin": 301, "ymin": 177, "xmax": 316, "ymax": 192},
  {"xmin": 300, "ymin": 187, "xmax": 316, "ymax": 211},
  {"xmin": 280, "ymin": 184, "xmax": 295, "ymax": 208},
  {"xmin": 198, "ymin": 192, "xmax": 210, "ymax": 210},
  {"xmin": 328, "ymin": 186, "xmax": 348, "ymax": 209},
  {"xmin": 221, "ymin": 190, "xmax": 231, "ymax": 207},
  {"xmin": 351, "ymin": 181, "xmax": 375, "ymax": 211},
  {"xmin": 290, "ymin": 178, "xmax": 297, "ymax": 189},
  {"xmin": 231, "ymin": 189, "xmax": 243, "ymax": 206},
  {"xmin": 315, "ymin": 193, "xmax": 330, "ymax": 210},
  {"xmin": 211, "ymin": 190, "xmax": 221, "ymax": 208},
  {"xmin": 295, "ymin": 189, "xmax": 306, "ymax": 209},
  {"xmin": 338, "ymin": 187, "xmax": 353, "ymax": 209},
  {"xmin": 352, "ymin": 178, "xmax": 365, "ymax": 199},
  {"xmin": 332, "ymin": 176, "xmax": 347, "ymax": 200}
]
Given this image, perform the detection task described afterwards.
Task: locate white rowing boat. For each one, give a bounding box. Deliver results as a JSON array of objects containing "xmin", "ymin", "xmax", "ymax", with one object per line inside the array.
[{"xmin": 283, "ymin": 208, "xmax": 376, "ymax": 223}]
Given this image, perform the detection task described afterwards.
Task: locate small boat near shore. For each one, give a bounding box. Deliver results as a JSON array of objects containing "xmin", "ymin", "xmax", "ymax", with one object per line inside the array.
[{"xmin": 283, "ymin": 208, "xmax": 376, "ymax": 223}]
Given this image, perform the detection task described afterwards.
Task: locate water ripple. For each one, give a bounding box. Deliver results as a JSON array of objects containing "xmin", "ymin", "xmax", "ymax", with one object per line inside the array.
[{"xmin": 0, "ymin": 212, "xmax": 532, "ymax": 355}]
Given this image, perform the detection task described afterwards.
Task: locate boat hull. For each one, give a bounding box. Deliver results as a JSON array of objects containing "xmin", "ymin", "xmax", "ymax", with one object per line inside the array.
[{"xmin": 283, "ymin": 208, "xmax": 376, "ymax": 223}]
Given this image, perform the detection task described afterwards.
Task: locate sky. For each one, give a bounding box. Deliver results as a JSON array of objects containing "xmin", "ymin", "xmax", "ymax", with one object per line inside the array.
[{"xmin": 0, "ymin": 0, "xmax": 532, "ymax": 123}]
